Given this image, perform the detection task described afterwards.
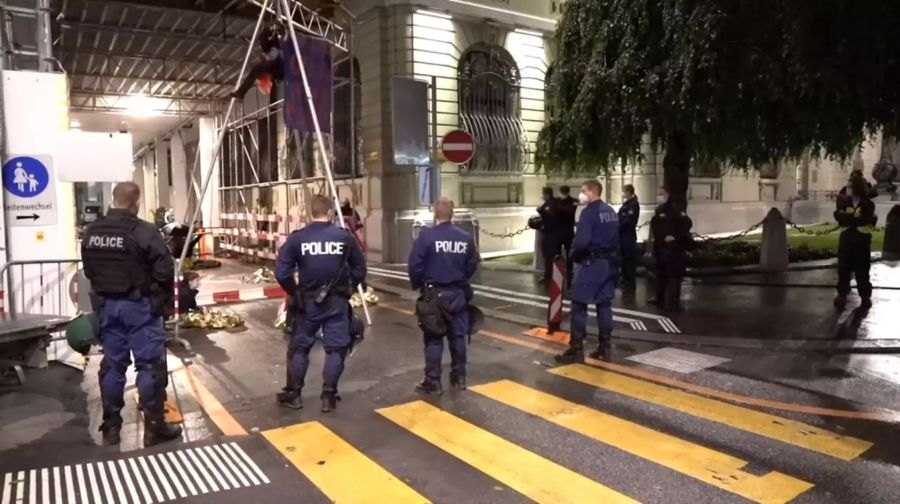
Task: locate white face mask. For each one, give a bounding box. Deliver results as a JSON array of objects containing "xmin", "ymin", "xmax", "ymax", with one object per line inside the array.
[
  {"xmin": 578, "ymin": 192, "xmax": 589, "ymax": 205},
  {"xmin": 656, "ymin": 195, "xmax": 668, "ymax": 206}
]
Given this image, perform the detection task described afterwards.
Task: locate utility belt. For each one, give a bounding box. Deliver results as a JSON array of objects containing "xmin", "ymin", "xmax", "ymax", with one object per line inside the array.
[
  {"xmin": 424, "ymin": 282, "xmax": 474, "ymax": 302},
  {"xmin": 582, "ymin": 249, "xmax": 619, "ymax": 265}
]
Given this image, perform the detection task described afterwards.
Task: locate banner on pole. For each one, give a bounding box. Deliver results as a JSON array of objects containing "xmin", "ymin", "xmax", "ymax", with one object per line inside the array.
[{"xmin": 283, "ymin": 36, "xmax": 333, "ymax": 133}]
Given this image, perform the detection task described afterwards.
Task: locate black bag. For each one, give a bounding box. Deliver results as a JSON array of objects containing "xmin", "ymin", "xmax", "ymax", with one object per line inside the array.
[{"xmin": 415, "ymin": 286, "xmax": 453, "ymax": 337}]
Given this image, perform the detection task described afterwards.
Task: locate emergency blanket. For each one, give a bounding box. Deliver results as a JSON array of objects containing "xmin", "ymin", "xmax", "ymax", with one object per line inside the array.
[
  {"xmin": 242, "ymin": 267, "xmax": 277, "ymax": 284},
  {"xmin": 351, "ymin": 287, "xmax": 379, "ymax": 308},
  {"xmin": 181, "ymin": 309, "xmax": 244, "ymax": 329}
]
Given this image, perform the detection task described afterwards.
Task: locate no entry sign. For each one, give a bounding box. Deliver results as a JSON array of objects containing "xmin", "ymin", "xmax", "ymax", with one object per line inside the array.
[{"xmin": 441, "ymin": 130, "xmax": 475, "ymax": 165}]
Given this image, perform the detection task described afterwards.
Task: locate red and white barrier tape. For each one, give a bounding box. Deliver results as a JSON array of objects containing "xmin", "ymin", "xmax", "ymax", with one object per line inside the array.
[
  {"xmin": 197, "ymin": 285, "xmax": 287, "ymax": 306},
  {"xmin": 547, "ymin": 256, "xmax": 565, "ymax": 332}
]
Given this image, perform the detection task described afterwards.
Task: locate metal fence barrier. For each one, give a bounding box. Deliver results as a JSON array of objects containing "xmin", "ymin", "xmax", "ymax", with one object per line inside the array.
[{"xmin": 0, "ymin": 259, "xmax": 84, "ymax": 317}]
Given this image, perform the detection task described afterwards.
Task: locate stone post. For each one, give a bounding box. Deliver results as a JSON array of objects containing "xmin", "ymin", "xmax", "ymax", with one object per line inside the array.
[
  {"xmin": 883, "ymin": 205, "xmax": 900, "ymax": 260},
  {"xmin": 759, "ymin": 208, "xmax": 789, "ymax": 271}
]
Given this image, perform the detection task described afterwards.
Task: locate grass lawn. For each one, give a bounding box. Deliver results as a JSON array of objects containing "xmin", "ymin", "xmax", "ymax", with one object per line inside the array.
[
  {"xmin": 485, "ymin": 253, "xmax": 533, "ymax": 266},
  {"xmin": 484, "ymin": 224, "xmax": 885, "ymax": 269},
  {"xmin": 735, "ymin": 223, "xmax": 884, "ymax": 252}
]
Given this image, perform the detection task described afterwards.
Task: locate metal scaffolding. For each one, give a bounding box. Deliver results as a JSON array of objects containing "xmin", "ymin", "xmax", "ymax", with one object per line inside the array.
[{"xmin": 216, "ymin": 2, "xmax": 361, "ymax": 265}]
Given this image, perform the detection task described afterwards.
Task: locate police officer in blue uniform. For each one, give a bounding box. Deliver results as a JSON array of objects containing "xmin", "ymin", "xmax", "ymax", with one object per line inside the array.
[
  {"xmin": 555, "ymin": 180, "xmax": 619, "ymax": 363},
  {"xmin": 275, "ymin": 195, "xmax": 367, "ymax": 412},
  {"xmin": 81, "ymin": 182, "xmax": 182, "ymax": 447},
  {"xmin": 618, "ymin": 184, "xmax": 640, "ymax": 287},
  {"xmin": 408, "ymin": 197, "xmax": 479, "ymax": 395}
]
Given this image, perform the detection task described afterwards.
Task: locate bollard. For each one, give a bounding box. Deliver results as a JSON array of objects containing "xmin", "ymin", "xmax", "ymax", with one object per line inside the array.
[
  {"xmin": 884, "ymin": 205, "xmax": 900, "ymax": 261},
  {"xmin": 759, "ymin": 208, "xmax": 789, "ymax": 271},
  {"xmin": 547, "ymin": 255, "xmax": 565, "ymax": 332}
]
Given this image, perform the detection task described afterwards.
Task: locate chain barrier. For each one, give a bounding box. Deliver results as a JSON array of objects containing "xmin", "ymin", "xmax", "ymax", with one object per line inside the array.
[
  {"xmin": 691, "ymin": 220, "xmax": 764, "ymax": 243},
  {"xmin": 784, "ymin": 220, "xmax": 842, "ymax": 236},
  {"xmin": 480, "ymin": 225, "xmax": 532, "ymax": 239}
]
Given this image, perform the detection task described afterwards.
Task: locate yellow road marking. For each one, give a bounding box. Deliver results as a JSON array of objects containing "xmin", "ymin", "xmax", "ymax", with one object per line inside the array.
[
  {"xmin": 168, "ymin": 355, "xmax": 247, "ymax": 437},
  {"xmin": 132, "ymin": 393, "xmax": 184, "ymax": 423},
  {"xmin": 473, "ymin": 380, "xmax": 812, "ymax": 504},
  {"xmin": 377, "ymin": 400, "xmax": 638, "ymax": 504},
  {"xmin": 263, "ymin": 421, "xmax": 429, "ymax": 503},
  {"xmin": 550, "ymin": 364, "xmax": 872, "ymax": 460},
  {"xmin": 472, "ymin": 326, "xmax": 900, "ymax": 423}
]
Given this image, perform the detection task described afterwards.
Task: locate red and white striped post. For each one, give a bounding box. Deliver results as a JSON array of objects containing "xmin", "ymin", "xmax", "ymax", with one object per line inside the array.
[{"xmin": 547, "ymin": 255, "xmax": 565, "ymax": 332}]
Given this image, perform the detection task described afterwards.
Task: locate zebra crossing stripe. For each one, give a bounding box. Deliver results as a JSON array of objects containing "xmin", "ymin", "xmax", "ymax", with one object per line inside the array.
[
  {"xmin": 0, "ymin": 443, "xmax": 267, "ymax": 503},
  {"xmin": 473, "ymin": 380, "xmax": 813, "ymax": 503},
  {"xmin": 167, "ymin": 450, "xmax": 200, "ymax": 496},
  {"xmin": 551, "ymin": 364, "xmax": 873, "ymax": 460},
  {"xmin": 378, "ymin": 401, "xmax": 639, "ymax": 504}
]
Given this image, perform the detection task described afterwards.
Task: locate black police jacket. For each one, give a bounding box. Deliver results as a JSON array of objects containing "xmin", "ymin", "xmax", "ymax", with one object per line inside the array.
[
  {"xmin": 82, "ymin": 209, "xmax": 175, "ymax": 311},
  {"xmin": 650, "ymin": 201, "xmax": 693, "ymax": 251}
]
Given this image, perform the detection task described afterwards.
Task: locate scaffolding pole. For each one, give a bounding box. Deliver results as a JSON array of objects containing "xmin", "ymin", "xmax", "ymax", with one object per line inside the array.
[
  {"xmin": 172, "ymin": 0, "xmax": 272, "ymax": 351},
  {"xmin": 277, "ymin": 0, "xmax": 371, "ymax": 326}
]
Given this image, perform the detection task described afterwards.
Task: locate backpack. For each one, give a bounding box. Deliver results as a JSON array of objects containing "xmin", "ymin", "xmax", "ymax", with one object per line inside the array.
[{"xmin": 415, "ymin": 287, "xmax": 453, "ymax": 337}]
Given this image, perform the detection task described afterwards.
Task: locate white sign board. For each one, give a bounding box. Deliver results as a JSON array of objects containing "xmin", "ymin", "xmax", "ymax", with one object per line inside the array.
[
  {"xmin": 2, "ymin": 154, "xmax": 58, "ymax": 226},
  {"xmin": 54, "ymin": 130, "xmax": 134, "ymax": 182}
]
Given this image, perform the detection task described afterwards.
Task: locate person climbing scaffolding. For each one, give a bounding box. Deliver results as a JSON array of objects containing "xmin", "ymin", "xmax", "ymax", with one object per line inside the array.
[{"xmin": 230, "ymin": 24, "xmax": 285, "ymax": 99}]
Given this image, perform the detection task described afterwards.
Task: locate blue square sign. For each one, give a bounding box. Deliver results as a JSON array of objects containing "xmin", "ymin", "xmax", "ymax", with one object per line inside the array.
[{"xmin": 3, "ymin": 154, "xmax": 58, "ymax": 226}]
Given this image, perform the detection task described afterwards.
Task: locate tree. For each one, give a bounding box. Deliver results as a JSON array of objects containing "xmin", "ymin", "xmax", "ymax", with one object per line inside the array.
[{"xmin": 537, "ymin": 0, "xmax": 900, "ymax": 209}]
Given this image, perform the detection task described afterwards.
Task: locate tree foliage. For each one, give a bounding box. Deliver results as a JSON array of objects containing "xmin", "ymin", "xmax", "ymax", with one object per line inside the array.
[{"xmin": 537, "ymin": 0, "xmax": 900, "ymax": 190}]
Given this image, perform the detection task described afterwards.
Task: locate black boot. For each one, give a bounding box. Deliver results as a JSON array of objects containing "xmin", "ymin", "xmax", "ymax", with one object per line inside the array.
[
  {"xmin": 588, "ymin": 338, "xmax": 611, "ymax": 360},
  {"xmin": 415, "ymin": 379, "xmax": 443, "ymax": 396},
  {"xmin": 860, "ymin": 297, "xmax": 873, "ymax": 309},
  {"xmin": 99, "ymin": 412, "xmax": 122, "ymax": 446},
  {"xmin": 554, "ymin": 343, "xmax": 584, "ymax": 364},
  {"xmin": 450, "ymin": 375, "xmax": 467, "ymax": 391},
  {"xmin": 277, "ymin": 388, "xmax": 303, "ymax": 410},
  {"xmin": 144, "ymin": 416, "xmax": 183, "ymax": 448},
  {"xmin": 321, "ymin": 392, "xmax": 338, "ymax": 413}
]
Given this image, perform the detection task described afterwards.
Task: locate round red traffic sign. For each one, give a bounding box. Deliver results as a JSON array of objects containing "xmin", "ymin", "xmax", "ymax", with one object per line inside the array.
[
  {"xmin": 69, "ymin": 270, "xmax": 81, "ymax": 304},
  {"xmin": 441, "ymin": 129, "xmax": 476, "ymax": 165}
]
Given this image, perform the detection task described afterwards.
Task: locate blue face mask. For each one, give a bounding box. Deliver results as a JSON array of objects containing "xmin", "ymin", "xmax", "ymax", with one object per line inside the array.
[{"xmin": 656, "ymin": 195, "xmax": 668, "ymax": 206}]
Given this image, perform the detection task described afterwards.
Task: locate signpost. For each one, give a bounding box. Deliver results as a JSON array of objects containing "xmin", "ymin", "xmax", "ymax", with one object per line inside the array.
[
  {"xmin": 441, "ymin": 130, "xmax": 476, "ymax": 166},
  {"xmin": 2, "ymin": 155, "xmax": 58, "ymax": 226}
]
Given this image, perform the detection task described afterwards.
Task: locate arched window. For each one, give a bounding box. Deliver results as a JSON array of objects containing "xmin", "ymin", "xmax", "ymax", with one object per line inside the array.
[
  {"xmin": 458, "ymin": 43, "xmax": 528, "ymax": 174},
  {"xmin": 334, "ymin": 57, "xmax": 361, "ymax": 177}
]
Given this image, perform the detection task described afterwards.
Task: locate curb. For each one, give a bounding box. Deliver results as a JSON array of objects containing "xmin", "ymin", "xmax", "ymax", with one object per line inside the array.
[{"xmin": 368, "ymin": 279, "xmax": 900, "ymax": 354}]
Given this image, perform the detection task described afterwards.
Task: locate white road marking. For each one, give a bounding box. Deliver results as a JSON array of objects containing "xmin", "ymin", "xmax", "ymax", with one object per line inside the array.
[
  {"xmin": 75, "ymin": 464, "xmax": 88, "ymax": 504},
  {"xmin": 106, "ymin": 460, "xmax": 129, "ymax": 504},
  {"xmin": 63, "ymin": 466, "xmax": 74, "ymax": 504},
  {"xmin": 212, "ymin": 444, "xmax": 250, "ymax": 488},
  {"xmin": 185, "ymin": 447, "xmax": 220, "ymax": 492},
  {"xmin": 129, "ymin": 457, "xmax": 153, "ymax": 503},
  {"xmin": 228, "ymin": 443, "xmax": 269, "ymax": 484},
  {"xmin": 366, "ymin": 267, "xmax": 680, "ymax": 333},
  {"xmin": 97, "ymin": 461, "xmax": 115, "ymax": 504},
  {"xmin": 27, "ymin": 470, "xmax": 36, "ymax": 504},
  {"xmin": 13, "ymin": 472, "xmax": 22, "ymax": 504},
  {"xmin": 149, "ymin": 454, "xmax": 179, "ymax": 501},
  {"xmin": 176, "ymin": 450, "xmax": 209, "ymax": 494},
  {"xmin": 52, "ymin": 467, "xmax": 62, "ymax": 504},
  {"xmin": 118, "ymin": 458, "xmax": 142, "ymax": 504},
  {"xmin": 1, "ymin": 472, "xmax": 11, "ymax": 504},
  {"xmin": 166, "ymin": 451, "xmax": 200, "ymax": 496},
  {"xmin": 84, "ymin": 464, "xmax": 102, "ymax": 504},
  {"xmin": 40, "ymin": 468, "xmax": 49, "ymax": 504},
  {"xmin": 627, "ymin": 347, "xmax": 731, "ymax": 374},
  {"xmin": 203, "ymin": 446, "xmax": 240, "ymax": 489},
  {"xmin": 221, "ymin": 443, "xmax": 261, "ymax": 486},
  {"xmin": 138, "ymin": 456, "xmax": 165, "ymax": 502}
]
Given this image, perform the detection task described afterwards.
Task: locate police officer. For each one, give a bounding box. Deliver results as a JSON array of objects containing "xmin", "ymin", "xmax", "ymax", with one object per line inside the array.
[
  {"xmin": 275, "ymin": 194, "xmax": 367, "ymax": 412},
  {"xmin": 555, "ymin": 180, "xmax": 619, "ymax": 363},
  {"xmin": 81, "ymin": 182, "xmax": 181, "ymax": 447},
  {"xmin": 408, "ymin": 197, "xmax": 479, "ymax": 395},
  {"xmin": 537, "ymin": 187, "xmax": 564, "ymax": 283},
  {"xmin": 834, "ymin": 177, "xmax": 877, "ymax": 309},
  {"xmin": 558, "ymin": 185, "xmax": 579, "ymax": 283},
  {"xmin": 618, "ymin": 184, "xmax": 640, "ymax": 287},
  {"xmin": 649, "ymin": 187, "xmax": 693, "ymax": 311}
]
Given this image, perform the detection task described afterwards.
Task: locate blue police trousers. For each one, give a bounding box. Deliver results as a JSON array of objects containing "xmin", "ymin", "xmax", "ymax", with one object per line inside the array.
[
  {"xmin": 289, "ymin": 295, "xmax": 351, "ymax": 394},
  {"xmin": 424, "ymin": 287, "xmax": 469, "ymax": 383},
  {"xmin": 98, "ymin": 298, "xmax": 167, "ymax": 424},
  {"xmin": 570, "ymin": 260, "xmax": 616, "ymax": 346}
]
